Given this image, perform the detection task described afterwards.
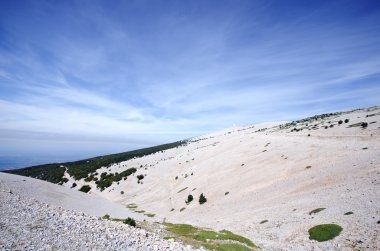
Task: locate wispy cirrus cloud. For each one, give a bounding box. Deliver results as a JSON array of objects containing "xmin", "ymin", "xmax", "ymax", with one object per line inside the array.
[{"xmin": 0, "ymin": 0, "xmax": 379, "ymax": 162}]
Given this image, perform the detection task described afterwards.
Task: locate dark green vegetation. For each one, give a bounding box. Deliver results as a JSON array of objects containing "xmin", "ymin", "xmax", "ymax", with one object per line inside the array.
[
  {"xmin": 177, "ymin": 187, "xmax": 188, "ymax": 193},
  {"xmin": 103, "ymin": 214, "xmax": 136, "ymax": 227},
  {"xmin": 309, "ymin": 208, "xmax": 326, "ymax": 215},
  {"xmin": 144, "ymin": 213, "xmax": 155, "ymax": 217},
  {"xmin": 79, "ymin": 185, "xmax": 91, "ymax": 193},
  {"xmin": 225, "ymin": 192, "xmax": 229, "ymax": 195},
  {"xmin": 102, "ymin": 214, "xmax": 110, "ymax": 220},
  {"xmin": 96, "ymin": 168, "xmax": 136, "ymax": 191},
  {"xmin": 186, "ymin": 194, "xmax": 194, "ymax": 204},
  {"xmin": 3, "ymin": 140, "xmax": 186, "ymax": 184},
  {"xmin": 163, "ymin": 223, "xmax": 257, "ymax": 250},
  {"xmin": 259, "ymin": 220, "xmax": 268, "ymax": 224},
  {"xmin": 344, "ymin": 211, "xmax": 353, "ymax": 215},
  {"xmin": 124, "ymin": 217, "xmax": 136, "ymax": 227},
  {"xmin": 308, "ymin": 224, "xmax": 343, "ymax": 242},
  {"xmin": 199, "ymin": 193, "xmax": 207, "ymax": 204},
  {"xmin": 127, "ymin": 203, "xmax": 138, "ymax": 209}
]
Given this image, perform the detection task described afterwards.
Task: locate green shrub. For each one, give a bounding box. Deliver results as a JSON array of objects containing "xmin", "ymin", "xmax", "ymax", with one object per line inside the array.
[
  {"xmin": 259, "ymin": 220, "xmax": 268, "ymax": 224},
  {"xmin": 344, "ymin": 211, "xmax": 353, "ymax": 215},
  {"xmin": 177, "ymin": 187, "xmax": 188, "ymax": 193},
  {"xmin": 79, "ymin": 185, "xmax": 91, "ymax": 193},
  {"xmin": 344, "ymin": 118, "xmax": 349, "ymax": 123},
  {"xmin": 137, "ymin": 174, "xmax": 144, "ymax": 181},
  {"xmin": 123, "ymin": 217, "xmax": 136, "ymax": 227},
  {"xmin": 225, "ymin": 192, "xmax": 229, "ymax": 195},
  {"xmin": 96, "ymin": 168, "xmax": 136, "ymax": 191},
  {"xmin": 199, "ymin": 193, "xmax": 207, "ymax": 204},
  {"xmin": 308, "ymin": 224, "xmax": 342, "ymax": 242},
  {"xmin": 102, "ymin": 214, "xmax": 110, "ymax": 220},
  {"xmin": 71, "ymin": 182, "xmax": 77, "ymax": 188},
  {"xmin": 309, "ymin": 208, "xmax": 325, "ymax": 215},
  {"xmin": 185, "ymin": 194, "xmax": 193, "ymax": 204}
]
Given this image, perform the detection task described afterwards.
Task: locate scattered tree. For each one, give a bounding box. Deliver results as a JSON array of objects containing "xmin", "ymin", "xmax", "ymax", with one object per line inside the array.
[
  {"xmin": 185, "ymin": 194, "xmax": 193, "ymax": 204},
  {"xmin": 79, "ymin": 185, "xmax": 91, "ymax": 193},
  {"xmin": 123, "ymin": 217, "xmax": 136, "ymax": 227},
  {"xmin": 199, "ymin": 193, "xmax": 207, "ymax": 205}
]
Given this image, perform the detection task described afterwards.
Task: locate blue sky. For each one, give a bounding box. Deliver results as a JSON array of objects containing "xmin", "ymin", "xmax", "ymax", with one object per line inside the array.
[{"xmin": 0, "ymin": 0, "xmax": 380, "ymax": 160}]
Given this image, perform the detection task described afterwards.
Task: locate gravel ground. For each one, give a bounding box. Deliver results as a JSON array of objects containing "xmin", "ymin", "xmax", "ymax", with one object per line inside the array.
[{"xmin": 0, "ymin": 183, "xmax": 197, "ymax": 251}]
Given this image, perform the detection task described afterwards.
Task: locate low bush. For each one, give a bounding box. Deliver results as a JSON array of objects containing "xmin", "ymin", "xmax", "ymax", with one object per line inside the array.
[
  {"xmin": 185, "ymin": 194, "xmax": 193, "ymax": 204},
  {"xmin": 124, "ymin": 217, "xmax": 136, "ymax": 227},
  {"xmin": 199, "ymin": 193, "xmax": 207, "ymax": 204},
  {"xmin": 309, "ymin": 208, "xmax": 325, "ymax": 215},
  {"xmin": 308, "ymin": 224, "xmax": 342, "ymax": 242}
]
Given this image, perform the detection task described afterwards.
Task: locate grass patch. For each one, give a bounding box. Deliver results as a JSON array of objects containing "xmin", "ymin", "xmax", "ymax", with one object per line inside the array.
[
  {"xmin": 163, "ymin": 236, "xmax": 175, "ymax": 240},
  {"xmin": 225, "ymin": 192, "xmax": 229, "ymax": 195},
  {"xmin": 177, "ymin": 187, "xmax": 188, "ymax": 193},
  {"xmin": 259, "ymin": 220, "xmax": 268, "ymax": 224},
  {"xmin": 308, "ymin": 224, "xmax": 343, "ymax": 242},
  {"xmin": 218, "ymin": 243, "xmax": 253, "ymax": 251},
  {"xmin": 344, "ymin": 211, "xmax": 353, "ymax": 215},
  {"xmin": 163, "ymin": 223, "xmax": 199, "ymax": 236},
  {"xmin": 127, "ymin": 203, "xmax": 138, "ymax": 209},
  {"xmin": 203, "ymin": 243, "xmax": 252, "ymax": 251},
  {"xmin": 347, "ymin": 122, "xmax": 364, "ymax": 128},
  {"xmin": 180, "ymin": 207, "xmax": 186, "ymax": 212},
  {"xmin": 309, "ymin": 208, "xmax": 325, "ymax": 215},
  {"xmin": 170, "ymin": 208, "xmax": 175, "ymax": 212},
  {"xmin": 135, "ymin": 210, "xmax": 145, "ymax": 213},
  {"xmin": 163, "ymin": 223, "xmax": 257, "ymax": 250},
  {"xmin": 144, "ymin": 213, "xmax": 155, "ymax": 217}
]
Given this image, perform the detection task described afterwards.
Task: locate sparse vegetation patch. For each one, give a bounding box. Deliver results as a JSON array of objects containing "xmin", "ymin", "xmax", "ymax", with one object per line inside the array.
[
  {"xmin": 309, "ymin": 208, "xmax": 325, "ymax": 215},
  {"xmin": 163, "ymin": 223, "xmax": 257, "ymax": 250},
  {"xmin": 177, "ymin": 187, "xmax": 188, "ymax": 193},
  {"xmin": 308, "ymin": 224, "xmax": 342, "ymax": 242}
]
